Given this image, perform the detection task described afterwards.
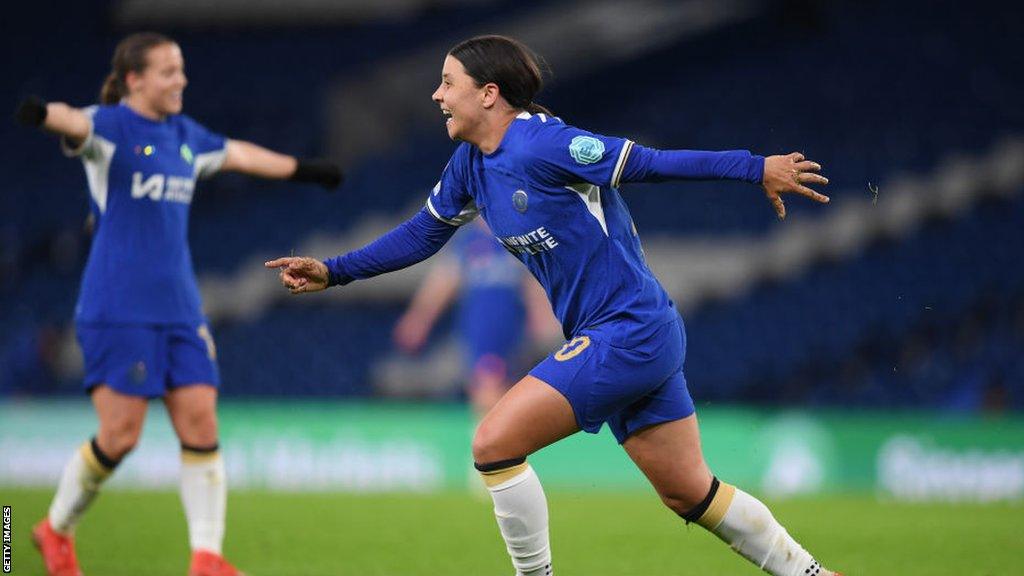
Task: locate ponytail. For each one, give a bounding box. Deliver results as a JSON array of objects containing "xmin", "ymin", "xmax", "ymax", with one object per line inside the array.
[
  {"xmin": 526, "ymin": 102, "xmax": 554, "ymax": 116},
  {"xmin": 99, "ymin": 72, "xmax": 124, "ymax": 104}
]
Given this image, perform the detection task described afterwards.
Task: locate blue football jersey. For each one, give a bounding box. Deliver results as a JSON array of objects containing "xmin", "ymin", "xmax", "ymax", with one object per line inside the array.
[
  {"xmin": 426, "ymin": 112, "xmax": 678, "ymax": 346},
  {"xmin": 64, "ymin": 104, "xmax": 226, "ymax": 325}
]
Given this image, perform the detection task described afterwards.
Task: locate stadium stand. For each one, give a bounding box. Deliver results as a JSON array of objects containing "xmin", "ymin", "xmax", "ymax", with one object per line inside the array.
[{"xmin": 2, "ymin": 0, "xmax": 1021, "ymax": 411}]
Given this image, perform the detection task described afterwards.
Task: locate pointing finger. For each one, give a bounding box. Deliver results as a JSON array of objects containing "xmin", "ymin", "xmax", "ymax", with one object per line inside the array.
[{"xmin": 265, "ymin": 257, "xmax": 297, "ymax": 269}]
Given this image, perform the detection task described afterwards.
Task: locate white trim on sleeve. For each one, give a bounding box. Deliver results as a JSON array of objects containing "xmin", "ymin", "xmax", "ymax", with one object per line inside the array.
[
  {"xmin": 425, "ymin": 197, "xmax": 478, "ymax": 226},
  {"xmin": 83, "ymin": 135, "xmax": 116, "ymax": 214},
  {"xmin": 194, "ymin": 148, "xmax": 227, "ymax": 180},
  {"xmin": 611, "ymin": 139, "xmax": 634, "ymax": 189}
]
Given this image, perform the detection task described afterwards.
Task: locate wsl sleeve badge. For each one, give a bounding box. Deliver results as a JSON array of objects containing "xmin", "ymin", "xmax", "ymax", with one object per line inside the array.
[{"xmin": 569, "ymin": 136, "xmax": 605, "ymax": 165}]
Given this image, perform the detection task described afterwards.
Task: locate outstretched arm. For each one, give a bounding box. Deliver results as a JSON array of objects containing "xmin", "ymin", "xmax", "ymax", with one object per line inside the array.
[
  {"xmin": 525, "ymin": 123, "xmax": 826, "ymax": 219},
  {"xmin": 16, "ymin": 97, "xmax": 91, "ymax": 143},
  {"xmin": 621, "ymin": 145, "xmax": 829, "ymax": 219},
  {"xmin": 265, "ymin": 208, "xmax": 458, "ymax": 294},
  {"xmin": 222, "ymin": 140, "xmax": 343, "ymax": 189},
  {"xmin": 16, "ymin": 96, "xmax": 343, "ymax": 189},
  {"xmin": 619, "ymin": 145, "xmax": 766, "ymax": 184}
]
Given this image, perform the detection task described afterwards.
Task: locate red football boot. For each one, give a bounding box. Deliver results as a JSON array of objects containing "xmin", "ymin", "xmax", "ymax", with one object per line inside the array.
[
  {"xmin": 188, "ymin": 550, "xmax": 245, "ymax": 576},
  {"xmin": 31, "ymin": 519, "xmax": 83, "ymax": 576}
]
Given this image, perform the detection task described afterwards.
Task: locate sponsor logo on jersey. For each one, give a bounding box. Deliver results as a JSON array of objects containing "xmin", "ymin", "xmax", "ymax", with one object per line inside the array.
[
  {"xmin": 512, "ymin": 189, "xmax": 529, "ymax": 213},
  {"xmin": 554, "ymin": 336, "xmax": 591, "ymax": 361},
  {"xmin": 498, "ymin": 226, "xmax": 560, "ymax": 256},
  {"xmin": 569, "ymin": 135, "xmax": 604, "ymax": 165},
  {"xmin": 131, "ymin": 172, "xmax": 195, "ymax": 204},
  {"xmin": 180, "ymin": 144, "xmax": 194, "ymax": 165}
]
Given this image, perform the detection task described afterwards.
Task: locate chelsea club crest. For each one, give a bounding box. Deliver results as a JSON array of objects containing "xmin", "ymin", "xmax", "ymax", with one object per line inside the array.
[{"xmin": 513, "ymin": 189, "xmax": 529, "ymax": 213}]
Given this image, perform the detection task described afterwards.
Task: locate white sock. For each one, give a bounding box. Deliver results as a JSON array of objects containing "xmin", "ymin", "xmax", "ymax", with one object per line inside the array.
[
  {"xmin": 180, "ymin": 448, "xmax": 226, "ymax": 554},
  {"xmin": 480, "ymin": 461, "xmax": 552, "ymax": 576},
  {"xmin": 49, "ymin": 441, "xmax": 115, "ymax": 534},
  {"xmin": 694, "ymin": 481, "xmax": 834, "ymax": 576}
]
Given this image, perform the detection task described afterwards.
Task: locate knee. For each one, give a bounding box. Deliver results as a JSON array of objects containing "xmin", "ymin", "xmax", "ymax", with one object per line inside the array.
[
  {"xmin": 98, "ymin": 417, "xmax": 144, "ymax": 459},
  {"xmin": 472, "ymin": 420, "xmax": 510, "ymax": 464},
  {"xmin": 659, "ymin": 491, "xmax": 706, "ymax": 517},
  {"xmin": 177, "ymin": 407, "xmax": 218, "ymax": 446},
  {"xmin": 657, "ymin": 474, "xmax": 715, "ymax": 517}
]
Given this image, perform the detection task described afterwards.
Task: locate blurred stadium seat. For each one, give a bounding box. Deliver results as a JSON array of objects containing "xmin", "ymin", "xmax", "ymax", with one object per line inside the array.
[{"xmin": 2, "ymin": 0, "xmax": 1022, "ymax": 412}]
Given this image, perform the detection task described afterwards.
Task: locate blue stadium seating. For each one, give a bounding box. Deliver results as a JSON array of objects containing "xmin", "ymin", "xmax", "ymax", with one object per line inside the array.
[{"xmin": 2, "ymin": 0, "xmax": 1021, "ymax": 409}]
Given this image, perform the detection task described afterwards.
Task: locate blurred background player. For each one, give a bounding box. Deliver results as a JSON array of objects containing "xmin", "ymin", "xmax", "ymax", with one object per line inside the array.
[
  {"xmin": 393, "ymin": 218, "xmax": 560, "ymax": 418},
  {"xmin": 266, "ymin": 35, "xmax": 839, "ymax": 576},
  {"xmin": 15, "ymin": 32, "xmax": 342, "ymax": 576}
]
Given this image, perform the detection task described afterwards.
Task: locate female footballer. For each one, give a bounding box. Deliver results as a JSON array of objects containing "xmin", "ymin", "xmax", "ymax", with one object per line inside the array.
[
  {"xmin": 17, "ymin": 32, "xmax": 342, "ymax": 576},
  {"xmin": 267, "ymin": 35, "xmax": 839, "ymax": 576}
]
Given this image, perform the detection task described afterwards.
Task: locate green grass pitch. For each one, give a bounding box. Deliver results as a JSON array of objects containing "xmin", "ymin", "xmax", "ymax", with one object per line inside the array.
[{"xmin": 3, "ymin": 488, "xmax": 1019, "ymax": 575}]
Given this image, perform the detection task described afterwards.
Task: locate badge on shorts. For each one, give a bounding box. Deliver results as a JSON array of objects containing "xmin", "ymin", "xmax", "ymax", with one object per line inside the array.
[
  {"xmin": 554, "ymin": 336, "xmax": 591, "ymax": 361},
  {"xmin": 130, "ymin": 361, "xmax": 147, "ymax": 384},
  {"xmin": 568, "ymin": 136, "xmax": 604, "ymax": 165},
  {"xmin": 513, "ymin": 189, "xmax": 529, "ymax": 213}
]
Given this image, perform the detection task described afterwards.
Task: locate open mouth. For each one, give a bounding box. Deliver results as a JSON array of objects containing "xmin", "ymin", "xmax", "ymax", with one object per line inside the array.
[{"xmin": 441, "ymin": 108, "xmax": 452, "ymax": 126}]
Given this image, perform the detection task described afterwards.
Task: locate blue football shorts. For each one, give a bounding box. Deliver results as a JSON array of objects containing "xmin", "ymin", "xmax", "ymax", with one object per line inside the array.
[
  {"xmin": 76, "ymin": 322, "xmax": 221, "ymax": 398},
  {"xmin": 530, "ymin": 317, "xmax": 695, "ymax": 444}
]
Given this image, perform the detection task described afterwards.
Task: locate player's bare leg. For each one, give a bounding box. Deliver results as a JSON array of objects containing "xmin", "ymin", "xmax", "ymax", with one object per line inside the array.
[
  {"xmin": 165, "ymin": 384, "xmax": 241, "ymax": 576},
  {"xmin": 472, "ymin": 375, "xmax": 579, "ymax": 576},
  {"xmin": 623, "ymin": 415, "xmax": 840, "ymax": 576},
  {"xmin": 34, "ymin": 386, "xmax": 146, "ymax": 576}
]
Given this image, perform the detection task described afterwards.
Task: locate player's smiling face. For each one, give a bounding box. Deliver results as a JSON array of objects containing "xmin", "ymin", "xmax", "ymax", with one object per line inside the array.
[
  {"xmin": 128, "ymin": 42, "xmax": 188, "ymax": 119},
  {"xmin": 432, "ymin": 55, "xmax": 484, "ymax": 142}
]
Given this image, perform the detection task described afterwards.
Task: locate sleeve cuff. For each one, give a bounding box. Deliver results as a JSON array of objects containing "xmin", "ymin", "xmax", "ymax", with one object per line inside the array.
[
  {"xmin": 324, "ymin": 259, "xmax": 354, "ymax": 287},
  {"xmin": 194, "ymin": 148, "xmax": 227, "ymax": 180},
  {"xmin": 60, "ymin": 133, "xmax": 93, "ymax": 158},
  {"xmin": 747, "ymin": 155, "xmax": 766, "ymax": 184},
  {"xmin": 60, "ymin": 106, "xmax": 98, "ymax": 158}
]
